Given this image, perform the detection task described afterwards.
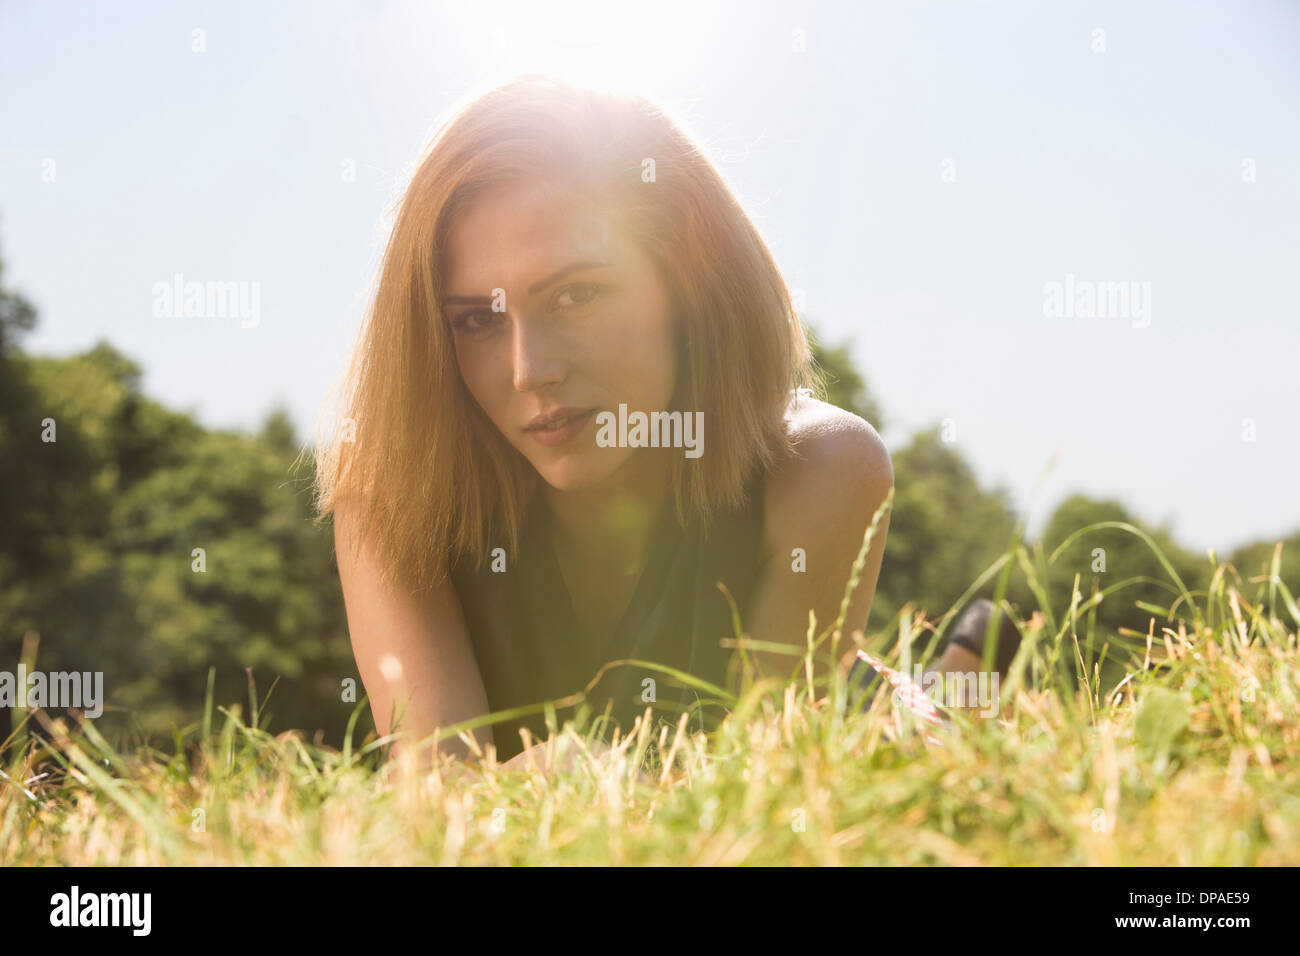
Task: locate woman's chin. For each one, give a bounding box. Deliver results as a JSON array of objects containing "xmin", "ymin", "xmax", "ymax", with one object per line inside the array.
[{"xmin": 529, "ymin": 451, "xmax": 623, "ymax": 493}]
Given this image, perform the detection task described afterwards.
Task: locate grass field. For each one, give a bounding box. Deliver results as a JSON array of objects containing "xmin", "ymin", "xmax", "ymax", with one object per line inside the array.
[{"xmin": 3, "ymin": 508, "xmax": 1298, "ymax": 866}]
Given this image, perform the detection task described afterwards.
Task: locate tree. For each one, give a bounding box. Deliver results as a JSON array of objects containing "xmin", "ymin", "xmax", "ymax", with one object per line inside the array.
[
  {"xmin": 0, "ymin": 242, "xmax": 354, "ymax": 748},
  {"xmin": 1037, "ymin": 493, "xmax": 1210, "ymax": 691},
  {"xmin": 872, "ymin": 427, "xmax": 1022, "ymax": 633},
  {"xmin": 1226, "ymin": 529, "xmax": 1300, "ymax": 610},
  {"xmin": 0, "ymin": 250, "xmax": 37, "ymax": 357}
]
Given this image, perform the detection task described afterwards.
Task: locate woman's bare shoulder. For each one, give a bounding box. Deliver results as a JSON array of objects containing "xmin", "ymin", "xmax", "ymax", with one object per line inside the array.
[{"xmin": 760, "ymin": 394, "xmax": 894, "ymax": 563}]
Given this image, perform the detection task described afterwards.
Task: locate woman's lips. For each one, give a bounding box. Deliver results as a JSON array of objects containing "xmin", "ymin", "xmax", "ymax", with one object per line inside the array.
[{"xmin": 524, "ymin": 408, "xmax": 596, "ymax": 447}]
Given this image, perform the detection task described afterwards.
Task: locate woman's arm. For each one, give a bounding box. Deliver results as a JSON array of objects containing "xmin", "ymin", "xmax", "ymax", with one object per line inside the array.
[
  {"xmin": 334, "ymin": 498, "xmax": 494, "ymax": 768},
  {"xmin": 745, "ymin": 398, "xmax": 894, "ymax": 689}
]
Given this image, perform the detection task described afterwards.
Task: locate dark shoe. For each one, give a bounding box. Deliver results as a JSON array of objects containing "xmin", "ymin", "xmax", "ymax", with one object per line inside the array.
[{"xmin": 945, "ymin": 598, "xmax": 1022, "ymax": 676}]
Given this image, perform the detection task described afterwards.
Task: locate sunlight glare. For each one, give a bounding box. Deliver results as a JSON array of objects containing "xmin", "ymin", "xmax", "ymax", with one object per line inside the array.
[{"xmin": 462, "ymin": 0, "xmax": 689, "ymax": 95}]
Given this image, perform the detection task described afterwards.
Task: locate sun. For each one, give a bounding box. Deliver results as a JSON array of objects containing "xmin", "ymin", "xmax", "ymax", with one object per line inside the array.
[{"xmin": 445, "ymin": 0, "xmax": 691, "ymax": 97}]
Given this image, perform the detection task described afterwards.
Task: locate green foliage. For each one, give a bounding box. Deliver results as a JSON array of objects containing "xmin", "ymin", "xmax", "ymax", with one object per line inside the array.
[
  {"xmin": 0, "ymin": 257, "xmax": 353, "ymax": 746},
  {"xmin": 1134, "ymin": 686, "xmax": 1190, "ymax": 763},
  {"xmin": 1036, "ymin": 494, "xmax": 1211, "ymax": 692},
  {"xmin": 1227, "ymin": 529, "xmax": 1300, "ymax": 597},
  {"xmin": 0, "ymin": 253, "xmax": 37, "ymax": 357},
  {"xmin": 869, "ymin": 426, "xmax": 1023, "ymax": 633}
]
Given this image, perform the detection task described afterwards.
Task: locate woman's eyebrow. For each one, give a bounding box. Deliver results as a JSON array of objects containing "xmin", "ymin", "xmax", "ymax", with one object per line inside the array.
[{"xmin": 442, "ymin": 260, "xmax": 612, "ymax": 304}]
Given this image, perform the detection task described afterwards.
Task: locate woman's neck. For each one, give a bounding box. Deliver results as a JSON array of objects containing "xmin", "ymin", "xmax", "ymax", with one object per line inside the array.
[{"xmin": 542, "ymin": 448, "xmax": 674, "ymax": 573}]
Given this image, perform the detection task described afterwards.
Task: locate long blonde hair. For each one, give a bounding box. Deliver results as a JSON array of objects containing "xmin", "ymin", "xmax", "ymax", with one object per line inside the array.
[{"xmin": 313, "ymin": 73, "xmax": 818, "ymax": 594}]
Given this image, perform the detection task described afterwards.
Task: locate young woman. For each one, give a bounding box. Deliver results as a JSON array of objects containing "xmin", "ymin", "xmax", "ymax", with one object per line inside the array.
[{"xmin": 316, "ymin": 74, "xmax": 1010, "ymax": 771}]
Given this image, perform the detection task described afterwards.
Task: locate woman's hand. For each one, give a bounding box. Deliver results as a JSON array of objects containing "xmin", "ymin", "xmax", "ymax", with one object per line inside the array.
[
  {"xmin": 499, "ymin": 736, "xmax": 611, "ymax": 774},
  {"xmin": 498, "ymin": 736, "xmax": 652, "ymax": 784}
]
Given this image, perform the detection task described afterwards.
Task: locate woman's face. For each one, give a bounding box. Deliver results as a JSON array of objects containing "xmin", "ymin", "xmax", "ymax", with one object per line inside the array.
[{"xmin": 442, "ymin": 177, "xmax": 679, "ymax": 494}]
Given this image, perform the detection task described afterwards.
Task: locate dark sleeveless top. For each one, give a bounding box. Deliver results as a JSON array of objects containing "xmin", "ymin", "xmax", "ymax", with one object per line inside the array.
[{"xmin": 449, "ymin": 468, "xmax": 767, "ymax": 762}]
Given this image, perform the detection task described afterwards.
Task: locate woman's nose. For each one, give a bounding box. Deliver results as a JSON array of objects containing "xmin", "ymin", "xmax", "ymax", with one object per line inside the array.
[{"xmin": 511, "ymin": 314, "xmax": 567, "ymax": 392}]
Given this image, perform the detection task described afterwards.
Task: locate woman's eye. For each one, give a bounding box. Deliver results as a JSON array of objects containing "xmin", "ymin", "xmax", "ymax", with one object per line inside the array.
[
  {"xmin": 553, "ymin": 283, "xmax": 601, "ymax": 310},
  {"xmin": 450, "ymin": 284, "xmax": 601, "ymax": 332},
  {"xmin": 450, "ymin": 310, "xmax": 500, "ymax": 333}
]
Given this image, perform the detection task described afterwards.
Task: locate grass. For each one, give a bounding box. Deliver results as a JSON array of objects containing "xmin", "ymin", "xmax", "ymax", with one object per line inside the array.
[{"xmin": 3, "ymin": 493, "xmax": 1298, "ymax": 865}]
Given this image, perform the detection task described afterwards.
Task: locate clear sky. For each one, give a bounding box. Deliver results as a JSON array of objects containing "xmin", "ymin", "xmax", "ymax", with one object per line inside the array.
[{"xmin": 2, "ymin": 0, "xmax": 1297, "ymax": 555}]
